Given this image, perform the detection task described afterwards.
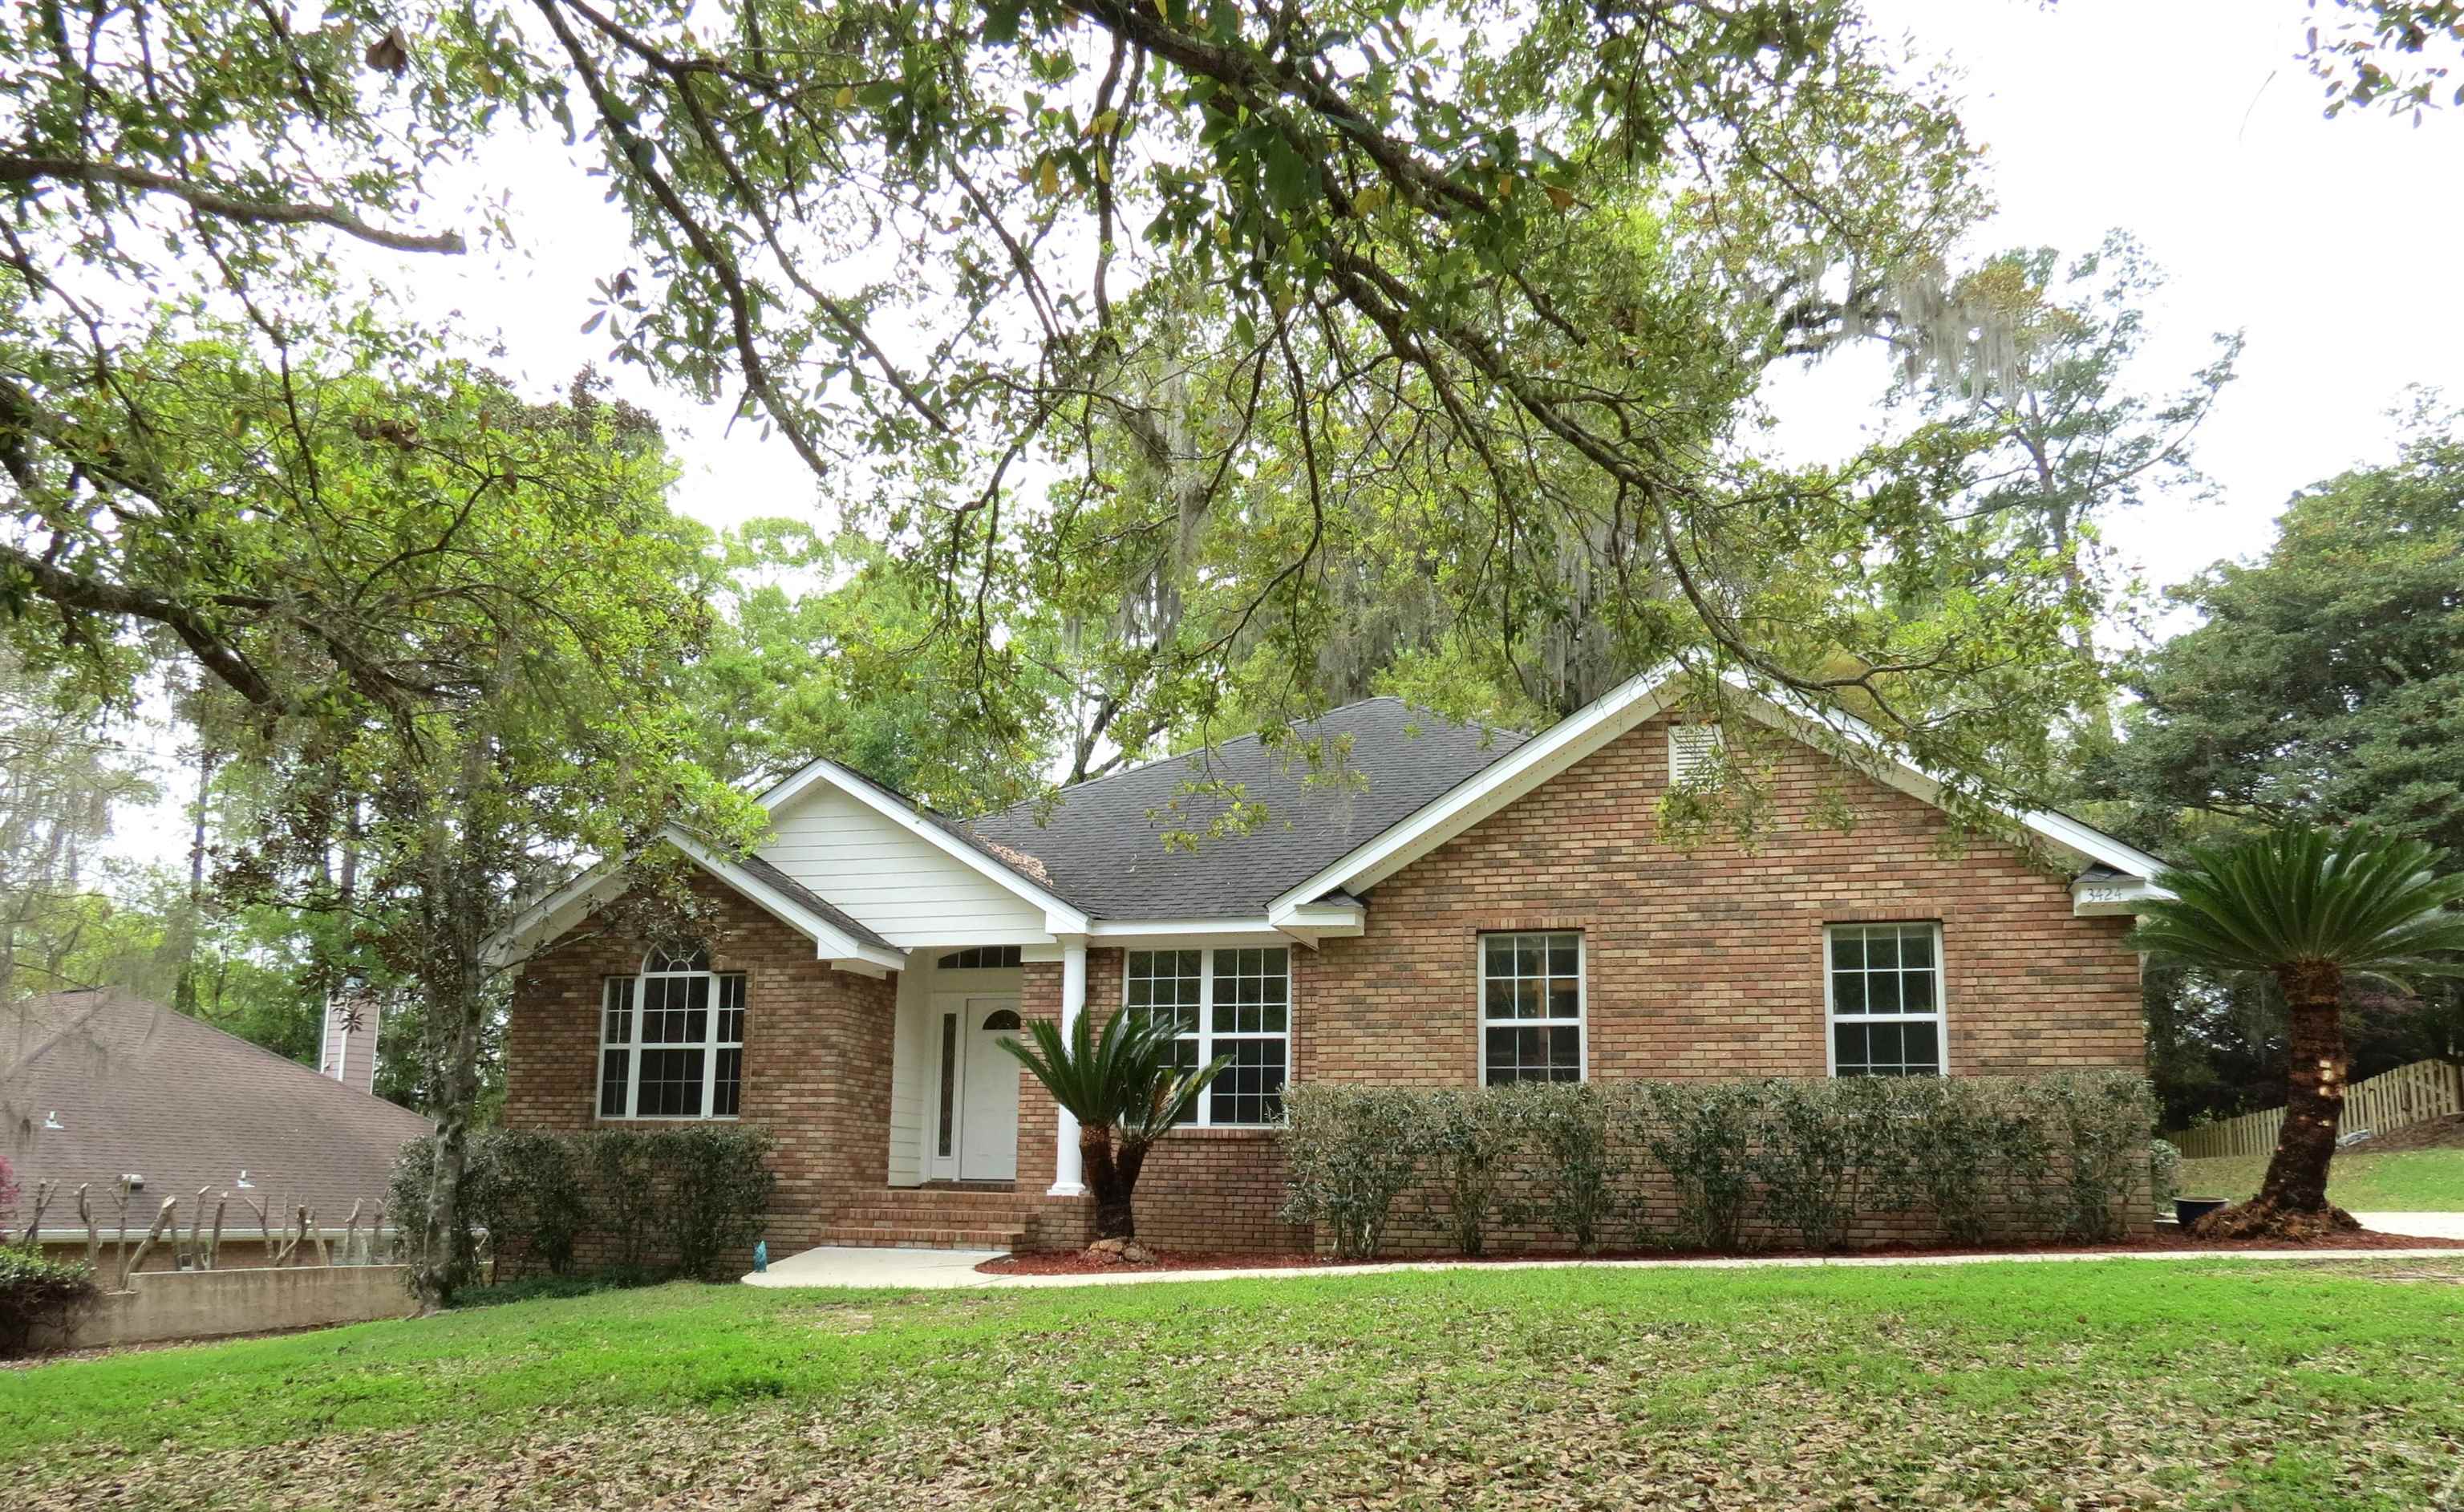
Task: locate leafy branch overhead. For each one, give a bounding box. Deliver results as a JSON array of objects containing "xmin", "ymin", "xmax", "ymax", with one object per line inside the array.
[{"xmin": 528, "ymin": 0, "xmax": 2111, "ymax": 803}]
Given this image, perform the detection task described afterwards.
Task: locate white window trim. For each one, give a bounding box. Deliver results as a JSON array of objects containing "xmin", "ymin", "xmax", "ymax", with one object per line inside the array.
[
  {"xmin": 1822, "ymin": 922, "xmax": 1949, "ymax": 1077},
  {"xmin": 598, "ymin": 953, "xmax": 745, "ymax": 1121},
  {"xmin": 1121, "ymin": 947, "xmax": 1293, "ymax": 1128},
  {"xmin": 1475, "ymin": 930, "xmax": 1589, "ymax": 1085}
]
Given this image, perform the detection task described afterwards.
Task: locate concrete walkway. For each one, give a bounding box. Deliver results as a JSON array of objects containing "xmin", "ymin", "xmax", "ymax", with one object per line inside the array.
[
  {"xmin": 744, "ymin": 1234, "xmax": 2464, "ymax": 1292},
  {"xmin": 2353, "ymin": 1210, "xmax": 2464, "ymax": 1240}
]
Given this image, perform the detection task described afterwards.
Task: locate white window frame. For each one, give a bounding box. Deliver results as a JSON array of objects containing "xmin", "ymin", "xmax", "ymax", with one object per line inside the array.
[
  {"xmin": 598, "ymin": 951, "xmax": 745, "ymax": 1121},
  {"xmin": 1822, "ymin": 922, "xmax": 1948, "ymax": 1077},
  {"xmin": 1476, "ymin": 930, "xmax": 1588, "ymax": 1085},
  {"xmin": 1121, "ymin": 947, "xmax": 1292, "ymax": 1127}
]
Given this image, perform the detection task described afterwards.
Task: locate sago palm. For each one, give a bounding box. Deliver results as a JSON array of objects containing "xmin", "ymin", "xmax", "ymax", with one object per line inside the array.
[
  {"xmin": 2130, "ymin": 828, "xmax": 2464, "ymax": 1238},
  {"xmin": 1000, "ymin": 1008, "xmax": 1230, "ymax": 1242}
]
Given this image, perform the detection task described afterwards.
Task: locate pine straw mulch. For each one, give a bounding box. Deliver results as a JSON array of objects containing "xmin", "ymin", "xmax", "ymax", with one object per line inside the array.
[{"xmin": 977, "ymin": 1224, "xmax": 2464, "ymax": 1275}]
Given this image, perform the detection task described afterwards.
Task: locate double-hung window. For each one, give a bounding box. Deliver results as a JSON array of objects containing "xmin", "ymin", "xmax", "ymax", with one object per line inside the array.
[
  {"xmin": 1826, "ymin": 922, "xmax": 1943, "ymax": 1076},
  {"xmin": 599, "ymin": 948, "xmax": 747, "ymax": 1119},
  {"xmin": 1122, "ymin": 947, "xmax": 1290, "ymax": 1125},
  {"xmin": 1480, "ymin": 930, "xmax": 1585, "ymax": 1084}
]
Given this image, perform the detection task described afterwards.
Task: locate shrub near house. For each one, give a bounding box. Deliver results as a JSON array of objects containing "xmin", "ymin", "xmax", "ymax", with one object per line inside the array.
[
  {"xmin": 391, "ymin": 1127, "xmax": 775, "ymax": 1283},
  {"xmin": 1280, "ymin": 1072, "xmax": 2159, "ymax": 1260}
]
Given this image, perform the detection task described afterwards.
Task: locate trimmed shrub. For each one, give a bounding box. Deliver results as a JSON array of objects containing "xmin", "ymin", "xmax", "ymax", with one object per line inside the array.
[
  {"xmin": 1277, "ymin": 1084, "xmax": 1426, "ymax": 1260},
  {"xmin": 1634, "ymin": 1080, "xmax": 1760, "ymax": 1251},
  {"xmin": 2035, "ymin": 1071, "xmax": 2158, "ymax": 1242},
  {"xmin": 1498, "ymin": 1081, "xmax": 1619, "ymax": 1254},
  {"xmin": 1413, "ymin": 1088, "xmax": 1522, "ymax": 1256},
  {"xmin": 493, "ymin": 1129, "xmax": 594, "ymax": 1277},
  {"xmin": 1888, "ymin": 1076, "xmax": 2002, "ymax": 1246},
  {"xmin": 0, "ymin": 1245, "xmax": 99, "ymax": 1356},
  {"xmin": 387, "ymin": 1126, "xmax": 777, "ymax": 1283},
  {"xmin": 1749, "ymin": 1076, "xmax": 1906, "ymax": 1252},
  {"xmin": 1278, "ymin": 1071, "xmax": 2160, "ymax": 1256},
  {"xmin": 653, "ymin": 1127, "xmax": 777, "ymax": 1281},
  {"xmin": 387, "ymin": 1134, "xmax": 508, "ymax": 1296},
  {"xmin": 582, "ymin": 1128, "xmax": 667, "ymax": 1271}
]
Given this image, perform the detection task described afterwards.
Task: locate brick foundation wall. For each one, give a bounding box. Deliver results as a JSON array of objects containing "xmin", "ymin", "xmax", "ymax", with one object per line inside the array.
[{"xmin": 505, "ymin": 877, "xmax": 898, "ymax": 1260}]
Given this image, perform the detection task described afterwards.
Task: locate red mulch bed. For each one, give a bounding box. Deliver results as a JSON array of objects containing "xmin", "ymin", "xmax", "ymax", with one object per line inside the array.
[{"xmin": 976, "ymin": 1225, "xmax": 2464, "ymax": 1275}]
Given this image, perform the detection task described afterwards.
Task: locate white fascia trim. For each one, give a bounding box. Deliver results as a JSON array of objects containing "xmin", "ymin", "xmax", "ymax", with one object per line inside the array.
[
  {"xmin": 1723, "ymin": 676, "xmax": 2172, "ymax": 880},
  {"xmin": 1268, "ymin": 897, "xmax": 1367, "ymax": 935},
  {"xmin": 485, "ymin": 829, "xmax": 908, "ymax": 977},
  {"xmin": 661, "ymin": 829, "xmax": 907, "ymax": 977},
  {"xmin": 1085, "ymin": 917, "xmax": 1311, "ymax": 950},
  {"xmin": 1268, "ymin": 662, "xmax": 1685, "ymax": 912},
  {"xmin": 757, "ymin": 755, "xmax": 1090, "ymax": 934},
  {"xmin": 1269, "ymin": 661, "xmax": 2172, "ymax": 913},
  {"xmin": 486, "ymin": 858, "xmax": 626, "ymax": 969}
]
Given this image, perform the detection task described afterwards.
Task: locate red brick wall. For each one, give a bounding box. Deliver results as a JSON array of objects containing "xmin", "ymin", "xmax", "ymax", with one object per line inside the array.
[
  {"xmin": 1307, "ymin": 712, "xmax": 2143, "ymax": 1085},
  {"xmin": 1018, "ymin": 712, "xmax": 2146, "ymax": 1254},
  {"xmin": 505, "ymin": 878, "xmax": 898, "ymax": 1257}
]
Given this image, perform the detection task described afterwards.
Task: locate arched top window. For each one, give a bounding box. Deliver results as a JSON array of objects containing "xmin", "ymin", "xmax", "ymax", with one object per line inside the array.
[
  {"xmin": 937, "ymin": 946, "xmax": 1022, "ymax": 970},
  {"xmin": 646, "ymin": 944, "xmax": 711, "ymax": 974},
  {"xmin": 598, "ymin": 950, "xmax": 744, "ymax": 1120},
  {"xmin": 980, "ymin": 1008, "xmax": 1022, "ymax": 1032}
]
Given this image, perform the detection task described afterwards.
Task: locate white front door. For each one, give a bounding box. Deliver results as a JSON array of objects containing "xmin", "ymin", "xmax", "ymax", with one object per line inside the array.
[
  {"xmin": 929, "ymin": 994, "xmax": 1021, "ymax": 1182},
  {"xmin": 960, "ymin": 1001, "xmax": 1021, "ymax": 1181}
]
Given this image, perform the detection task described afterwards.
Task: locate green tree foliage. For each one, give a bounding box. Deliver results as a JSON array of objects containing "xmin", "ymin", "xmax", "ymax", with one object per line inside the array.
[
  {"xmin": 687, "ymin": 524, "xmax": 1061, "ymax": 810},
  {"xmin": 2089, "ymin": 405, "xmax": 2464, "ymax": 1119},
  {"xmin": 2304, "ymin": 1, "xmax": 2463, "ymax": 119},
  {"xmin": 0, "ymin": 655, "xmax": 155, "ymax": 1004},
  {"xmin": 528, "ymin": 0, "xmax": 2100, "ymax": 811},
  {"xmin": 2099, "ymin": 405, "xmax": 2464, "ymax": 859},
  {"xmin": 1892, "ymin": 232, "xmax": 2241, "ymax": 680},
  {"xmin": 2130, "ymin": 829, "xmax": 2464, "ymax": 1239}
]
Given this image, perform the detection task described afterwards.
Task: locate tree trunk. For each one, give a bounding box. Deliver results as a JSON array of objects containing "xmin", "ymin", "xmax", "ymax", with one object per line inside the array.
[
  {"xmin": 2192, "ymin": 960, "xmax": 2361, "ymax": 1240},
  {"xmin": 1079, "ymin": 1127, "xmax": 1144, "ymax": 1242},
  {"xmin": 415, "ymin": 977, "xmax": 488, "ymax": 1308}
]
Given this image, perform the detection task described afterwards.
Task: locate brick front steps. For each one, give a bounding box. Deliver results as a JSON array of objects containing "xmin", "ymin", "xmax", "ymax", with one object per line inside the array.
[{"xmin": 817, "ymin": 1184, "xmax": 1044, "ymax": 1251}]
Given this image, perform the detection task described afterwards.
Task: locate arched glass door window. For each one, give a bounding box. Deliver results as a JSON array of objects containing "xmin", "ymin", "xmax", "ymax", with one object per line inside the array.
[{"xmin": 598, "ymin": 947, "xmax": 747, "ymax": 1119}]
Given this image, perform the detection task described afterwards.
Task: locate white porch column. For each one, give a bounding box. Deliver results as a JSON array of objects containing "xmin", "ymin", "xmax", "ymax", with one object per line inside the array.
[{"xmin": 1047, "ymin": 935, "xmax": 1088, "ymax": 1197}]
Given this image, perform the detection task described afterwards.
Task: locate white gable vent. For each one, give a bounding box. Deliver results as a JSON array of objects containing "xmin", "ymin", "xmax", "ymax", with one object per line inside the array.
[{"xmin": 1667, "ymin": 722, "xmax": 1724, "ymax": 785}]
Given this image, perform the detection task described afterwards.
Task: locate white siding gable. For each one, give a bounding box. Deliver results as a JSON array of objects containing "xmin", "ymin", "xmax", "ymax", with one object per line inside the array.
[{"xmin": 763, "ymin": 785, "xmax": 1049, "ymax": 948}]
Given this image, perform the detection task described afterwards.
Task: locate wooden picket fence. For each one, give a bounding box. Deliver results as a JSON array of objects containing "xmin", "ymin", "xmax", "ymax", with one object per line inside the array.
[{"xmin": 2170, "ymin": 1057, "xmax": 2464, "ymax": 1160}]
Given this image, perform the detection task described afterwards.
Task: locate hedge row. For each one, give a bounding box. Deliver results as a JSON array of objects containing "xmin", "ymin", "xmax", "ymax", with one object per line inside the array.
[
  {"xmin": 1278, "ymin": 1072, "xmax": 2160, "ymax": 1260},
  {"xmin": 390, "ymin": 1127, "xmax": 776, "ymax": 1285},
  {"xmin": 0, "ymin": 1245, "xmax": 99, "ymax": 1357}
]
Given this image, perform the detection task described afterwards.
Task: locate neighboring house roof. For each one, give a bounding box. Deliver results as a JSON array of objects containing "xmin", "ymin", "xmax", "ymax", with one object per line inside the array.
[
  {"xmin": 969, "ymin": 697, "xmax": 1530, "ymax": 918},
  {"xmin": 3, "ymin": 988, "xmax": 433, "ymax": 1236}
]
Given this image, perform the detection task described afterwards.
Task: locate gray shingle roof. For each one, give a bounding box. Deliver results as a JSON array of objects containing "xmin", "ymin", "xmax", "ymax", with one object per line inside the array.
[
  {"xmin": 5, "ymin": 989, "xmax": 434, "ymax": 1234},
  {"xmin": 968, "ymin": 698, "xmax": 1528, "ymax": 918},
  {"xmin": 735, "ymin": 853, "xmax": 897, "ymax": 951}
]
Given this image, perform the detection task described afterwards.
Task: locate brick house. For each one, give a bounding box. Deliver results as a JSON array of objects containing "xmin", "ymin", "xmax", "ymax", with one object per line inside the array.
[{"xmin": 498, "ymin": 667, "xmax": 2165, "ymax": 1256}]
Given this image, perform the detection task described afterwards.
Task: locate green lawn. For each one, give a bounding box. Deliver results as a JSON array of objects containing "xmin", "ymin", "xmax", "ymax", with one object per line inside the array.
[
  {"xmin": 2181, "ymin": 1145, "xmax": 2464, "ymax": 1211},
  {"xmin": 10, "ymin": 1262, "xmax": 2464, "ymax": 1510}
]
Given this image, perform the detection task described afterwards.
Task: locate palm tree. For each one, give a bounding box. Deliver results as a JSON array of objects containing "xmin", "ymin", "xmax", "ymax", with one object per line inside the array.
[
  {"xmin": 2131, "ymin": 829, "xmax": 2464, "ymax": 1239},
  {"xmin": 1000, "ymin": 1008, "xmax": 1230, "ymax": 1243}
]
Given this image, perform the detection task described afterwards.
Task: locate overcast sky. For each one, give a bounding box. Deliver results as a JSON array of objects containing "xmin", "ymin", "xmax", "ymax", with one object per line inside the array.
[{"xmin": 96, "ymin": 0, "xmax": 2464, "ymax": 859}]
